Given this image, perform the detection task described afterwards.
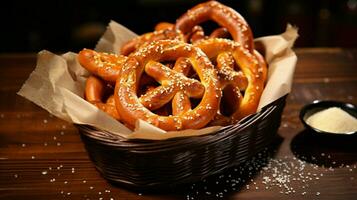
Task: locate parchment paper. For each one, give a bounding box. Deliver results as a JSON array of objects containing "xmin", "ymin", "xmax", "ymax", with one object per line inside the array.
[{"xmin": 18, "ymin": 21, "xmax": 298, "ymax": 140}]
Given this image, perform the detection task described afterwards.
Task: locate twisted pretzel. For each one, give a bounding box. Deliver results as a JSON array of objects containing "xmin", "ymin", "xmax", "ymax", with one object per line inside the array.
[
  {"xmin": 115, "ymin": 40, "xmax": 221, "ymax": 131},
  {"xmin": 78, "ymin": 49, "xmax": 126, "ymax": 83},
  {"xmin": 85, "ymin": 76, "xmax": 120, "ymax": 120},
  {"xmin": 195, "ymin": 38, "xmax": 267, "ymax": 124},
  {"xmin": 175, "ymin": 1, "xmax": 254, "ymax": 52}
]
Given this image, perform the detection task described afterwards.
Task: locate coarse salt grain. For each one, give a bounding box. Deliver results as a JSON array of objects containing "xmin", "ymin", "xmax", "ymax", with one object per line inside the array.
[{"xmin": 306, "ymin": 107, "xmax": 357, "ymax": 134}]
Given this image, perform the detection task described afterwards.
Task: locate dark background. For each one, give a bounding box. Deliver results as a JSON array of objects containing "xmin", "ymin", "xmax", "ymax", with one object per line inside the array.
[{"xmin": 1, "ymin": 0, "xmax": 356, "ymax": 53}]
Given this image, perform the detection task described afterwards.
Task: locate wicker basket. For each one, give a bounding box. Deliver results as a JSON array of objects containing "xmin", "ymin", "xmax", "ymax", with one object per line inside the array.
[{"xmin": 77, "ymin": 95, "xmax": 287, "ymax": 189}]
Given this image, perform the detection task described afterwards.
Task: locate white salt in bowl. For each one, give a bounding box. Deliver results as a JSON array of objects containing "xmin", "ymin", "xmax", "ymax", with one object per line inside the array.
[{"xmin": 299, "ymin": 100, "xmax": 357, "ymax": 136}]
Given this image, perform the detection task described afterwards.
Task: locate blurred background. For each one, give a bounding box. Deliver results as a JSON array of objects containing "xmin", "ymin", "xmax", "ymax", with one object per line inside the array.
[{"xmin": 1, "ymin": 0, "xmax": 356, "ymax": 53}]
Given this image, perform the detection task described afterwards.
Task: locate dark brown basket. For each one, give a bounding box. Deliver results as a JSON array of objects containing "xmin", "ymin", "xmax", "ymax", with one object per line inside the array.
[{"xmin": 77, "ymin": 95, "xmax": 287, "ymax": 189}]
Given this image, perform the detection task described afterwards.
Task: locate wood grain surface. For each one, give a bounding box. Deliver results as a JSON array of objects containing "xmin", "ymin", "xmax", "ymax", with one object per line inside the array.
[{"xmin": 0, "ymin": 48, "xmax": 356, "ymax": 200}]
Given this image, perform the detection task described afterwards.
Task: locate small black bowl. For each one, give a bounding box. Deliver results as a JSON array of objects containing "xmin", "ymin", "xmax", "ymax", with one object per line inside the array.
[{"xmin": 299, "ymin": 100, "xmax": 357, "ymax": 136}]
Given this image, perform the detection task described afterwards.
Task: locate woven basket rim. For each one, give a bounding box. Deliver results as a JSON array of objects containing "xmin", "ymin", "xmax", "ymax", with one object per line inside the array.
[{"xmin": 76, "ymin": 95, "xmax": 287, "ymax": 150}]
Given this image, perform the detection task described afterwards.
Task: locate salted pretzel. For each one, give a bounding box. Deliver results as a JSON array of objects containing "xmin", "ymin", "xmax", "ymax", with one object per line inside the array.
[
  {"xmin": 175, "ymin": 1, "xmax": 254, "ymax": 52},
  {"xmin": 78, "ymin": 49, "xmax": 126, "ymax": 83},
  {"xmin": 195, "ymin": 38, "xmax": 267, "ymax": 124},
  {"xmin": 120, "ymin": 28, "xmax": 185, "ymax": 56},
  {"xmin": 115, "ymin": 40, "xmax": 221, "ymax": 131},
  {"xmin": 85, "ymin": 75, "xmax": 120, "ymax": 120}
]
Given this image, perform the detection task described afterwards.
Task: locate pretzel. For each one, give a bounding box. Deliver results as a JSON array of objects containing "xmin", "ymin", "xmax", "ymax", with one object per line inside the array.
[
  {"xmin": 85, "ymin": 75, "xmax": 120, "ymax": 120},
  {"xmin": 175, "ymin": 1, "xmax": 254, "ymax": 52},
  {"xmin": 78, "ymin": 49, "xmax": 126, "ymax": 82},
  {"xmin": 120, "ymin": 28, "xmax": 185, "ymax": 56},
  {"xmin": 114, "ymin": 40, "xmax": 221, "ymax": 131},
  {"xmin": 195, "ymin": 38, "xmax": 267, "ymax": 124}
]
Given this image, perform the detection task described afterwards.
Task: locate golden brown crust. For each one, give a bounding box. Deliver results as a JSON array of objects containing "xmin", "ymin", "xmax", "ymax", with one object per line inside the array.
[
  {"xmin": 154, "ymin": 22, "xmax": 175, "ymax": 31},
  {"xmin": 78, "ymin": 49, "xmax": 126, "ymax": 82},
  {"xmin": 195, "ymin": 38, "xmax": 266, "ymax": 124},
  {"xmin": 115, "ymin": 40, "xmax": 221, "ymax": 131},
  {"xmin": 210, "ymin": 27, "xmax": 230, "ymax": 39},
  {"xmin": 175, "ymin": 1, "xmax": 254, "ymax": 52},
  {"xmin": 85, "ymin": 76, "xmax": 120, "ymax": 120}
]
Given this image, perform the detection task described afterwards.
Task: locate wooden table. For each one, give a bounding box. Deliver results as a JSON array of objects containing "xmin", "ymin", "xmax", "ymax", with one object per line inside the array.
[{"xmin": 0, "ymin": 48, "xmax": 356, "ymax": 200}]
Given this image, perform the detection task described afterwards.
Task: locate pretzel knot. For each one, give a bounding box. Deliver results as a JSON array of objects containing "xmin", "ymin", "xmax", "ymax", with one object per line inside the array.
[
  {"xmin": 175, "ymin": 0, "xmax": 254, "ymax": 52},
  {"xmin": 195, "ymin": 38, "xmax": 267, "ymax": 125},
  {"xmin": 115, "ymin": 40, "xmax": 221, "ymax": 131}
]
